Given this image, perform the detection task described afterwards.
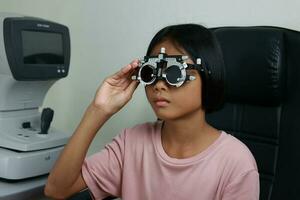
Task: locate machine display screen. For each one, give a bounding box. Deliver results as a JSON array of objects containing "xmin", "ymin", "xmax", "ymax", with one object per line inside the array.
[{"xmin": 21, "ymin": 31, "xmax": 64, "ymax": 64}]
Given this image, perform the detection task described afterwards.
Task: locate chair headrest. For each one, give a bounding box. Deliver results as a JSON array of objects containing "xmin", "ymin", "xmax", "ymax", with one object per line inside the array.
[{"xmin": 213, "ymin": 27, "xmax": 286, "ymax": 106}]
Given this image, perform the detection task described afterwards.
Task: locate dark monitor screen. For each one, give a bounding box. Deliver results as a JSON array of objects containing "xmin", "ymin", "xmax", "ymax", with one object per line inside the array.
[
  {"xmin": 21, "ymin": 31, "xmax": 64, "ymax": 64},
  {"xmin": 4, "ymin": 17, "xmax": 70, "ymax": 80}
]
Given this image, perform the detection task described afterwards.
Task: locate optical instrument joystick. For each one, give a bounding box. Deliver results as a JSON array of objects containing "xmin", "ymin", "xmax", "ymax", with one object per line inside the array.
[{"xmin": 39, "ymin": 108, "xmax": 54, "ymax": 134}]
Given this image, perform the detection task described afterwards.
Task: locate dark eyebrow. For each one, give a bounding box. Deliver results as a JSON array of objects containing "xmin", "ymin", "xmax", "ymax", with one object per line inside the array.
[{"xmin": 186, "ymin": 69, "xmax": 197, "ymax": 74}]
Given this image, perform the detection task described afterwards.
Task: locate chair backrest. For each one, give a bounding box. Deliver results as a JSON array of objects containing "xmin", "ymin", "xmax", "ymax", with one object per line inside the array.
[{"xmin": 207, "ymin": 26, "xmax": 300, "ymax": 200}]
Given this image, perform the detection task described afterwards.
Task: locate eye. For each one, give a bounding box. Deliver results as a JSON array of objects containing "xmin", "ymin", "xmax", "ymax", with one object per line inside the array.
[
  {"xmin": 165, "ymin": 65, "xmax": 182, "ymax": 84},
  {"xmin": 140, "ymin": 65, "xmax": 155, "ymax": 83}
]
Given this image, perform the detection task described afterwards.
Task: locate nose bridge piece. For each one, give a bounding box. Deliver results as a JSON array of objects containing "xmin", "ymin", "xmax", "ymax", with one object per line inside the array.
[
  {"xmin": 154, "ymin": 59, "xmax": 166, "ymax": 82},
  {"xmin": 157, "ymin": 67, "xmax": 163, "ymax": 78}
]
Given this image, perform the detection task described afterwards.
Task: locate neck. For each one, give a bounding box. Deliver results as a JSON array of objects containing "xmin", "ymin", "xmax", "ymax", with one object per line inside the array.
[{"xmin": 161, "ymin": 109, "xmax": 219, "ymax": 159}]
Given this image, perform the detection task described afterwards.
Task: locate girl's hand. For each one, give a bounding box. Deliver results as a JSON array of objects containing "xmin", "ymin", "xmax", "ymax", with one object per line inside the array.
[{"xmin": 91, "ymin": 60, "xmax": 139, "ymax": 116}]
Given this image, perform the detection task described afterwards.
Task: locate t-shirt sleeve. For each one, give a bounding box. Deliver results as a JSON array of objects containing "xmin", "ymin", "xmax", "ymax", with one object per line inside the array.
[
  {"xmin": 81, "ymin": 129, "xmax": 126, "ymax": 200},
  {"xmin": 222, "ymin": 169, "xmax": 260, "ymax": 200}
]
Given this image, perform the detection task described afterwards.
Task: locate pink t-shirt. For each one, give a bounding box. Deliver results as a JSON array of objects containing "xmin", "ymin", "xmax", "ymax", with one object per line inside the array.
[{"xmin": 82, "ymin": 121, "xmax": 259, "ymax": 200}]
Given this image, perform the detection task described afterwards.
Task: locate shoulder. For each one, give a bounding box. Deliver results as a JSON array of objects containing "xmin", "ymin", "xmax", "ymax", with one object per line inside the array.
[
  {"xmin": 126, "ymin": 121, "xmax": 157, "ymax": 133},
  {"xmin": 212, "ymin": 132, "xmax": 259, "ymax": 190},
  {"xmin": 218, "ymin": 133, "xmax": 260, "ymax": 197},
  {"xmin": 99, "ymin": 121, "xmax": 158, "ymax": 161},
  {"xmin": 117, "ymin": 121, "xmax": 159, "ymax": 144},
  {"xmin": 218, "ymin": 132, "xmax": 258, "ymax": 174},
  {"xmin": 109, "ymin": 121, "xmax": 160, "ymax": 161}
]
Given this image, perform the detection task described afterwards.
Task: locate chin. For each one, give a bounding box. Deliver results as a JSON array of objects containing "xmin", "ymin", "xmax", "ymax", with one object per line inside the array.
[
  {"xmin": 154, "ymin": 107, "xmax": 203, "ymax": 121},
  {"xmin": 154, "ymin": 111, "xmax": 183, "ymax": 121}
]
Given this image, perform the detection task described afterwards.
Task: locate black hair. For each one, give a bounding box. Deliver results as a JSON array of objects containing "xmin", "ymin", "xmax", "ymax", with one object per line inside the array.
[{"xmin": 146, "ymin": 23, "xmax": 225, "ymax": 113}]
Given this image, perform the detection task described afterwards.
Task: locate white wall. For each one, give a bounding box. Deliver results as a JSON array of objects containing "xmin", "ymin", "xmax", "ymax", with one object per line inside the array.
[{"xmin": 0, "ymin": 0, "xmax": 299, "ymax": 199}]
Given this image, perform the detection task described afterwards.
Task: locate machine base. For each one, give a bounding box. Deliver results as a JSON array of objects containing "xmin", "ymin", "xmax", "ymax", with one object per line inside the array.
[
  {"xmin": 0, "ymin": 146, "xmax": 64, "ymax": 180},
  {"xmin": 0, "ymin": 175, "xmax": 48, "ymax": 200}
]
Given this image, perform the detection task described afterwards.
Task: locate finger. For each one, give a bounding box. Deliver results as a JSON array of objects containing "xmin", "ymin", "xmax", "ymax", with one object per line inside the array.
[
  {"xmin": 123, "ymin": 60, "xmax": 139, "ymax": 74},
  {"xmin": 130, "ymin": 59, "xmax": 139, "ymax": 68},
  {"xmin": 128, "ymin": 59, "xmax": 140, "ymax": 78},
  {"xmin": 115, "ymin": 60, "xmax": 139, "ymax": 78}
]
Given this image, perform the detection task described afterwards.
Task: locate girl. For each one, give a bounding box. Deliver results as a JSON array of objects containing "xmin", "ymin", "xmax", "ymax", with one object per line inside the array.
[{"xmin": 45, "ymin": 24, "xmax": 259, "ymax": 200}]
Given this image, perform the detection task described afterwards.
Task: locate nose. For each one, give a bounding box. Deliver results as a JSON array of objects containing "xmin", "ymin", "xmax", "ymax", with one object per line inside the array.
[{"xmin": 153, "ymin": 79, "xmax": 168, "ymax": 91}]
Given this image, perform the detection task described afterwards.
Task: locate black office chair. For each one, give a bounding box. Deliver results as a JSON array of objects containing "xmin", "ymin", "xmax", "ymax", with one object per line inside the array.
[
  {"xmin": 206, "ymin": 26, "xmax": 300, "ymax": 200},
  {"xmin": 69, "ymin": 26, "xmax": 300, "ymax": 200}
]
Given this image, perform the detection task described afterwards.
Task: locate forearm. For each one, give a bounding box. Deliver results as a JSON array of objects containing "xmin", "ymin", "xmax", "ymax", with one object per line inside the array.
[
  {"xmin": 45, "ymin": 60, "xmax": 138, "ymax": 198},
  {"xmin": 46, "ymin": 103, "xmax": 111, "ymax": 192}
]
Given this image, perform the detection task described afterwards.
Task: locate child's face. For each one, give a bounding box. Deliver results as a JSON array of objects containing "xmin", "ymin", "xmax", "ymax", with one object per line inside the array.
[{"xmin": 145, "ymin": 39, "xmax": 203, "ymax": 120}]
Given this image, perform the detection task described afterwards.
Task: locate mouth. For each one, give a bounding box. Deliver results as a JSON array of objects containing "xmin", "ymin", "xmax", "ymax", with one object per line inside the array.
[{"xmin": 153, "ymin": 97, "xmax": 170, "ymax": 107}]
